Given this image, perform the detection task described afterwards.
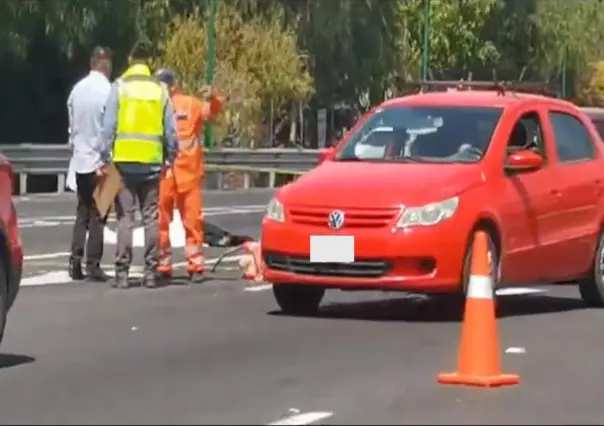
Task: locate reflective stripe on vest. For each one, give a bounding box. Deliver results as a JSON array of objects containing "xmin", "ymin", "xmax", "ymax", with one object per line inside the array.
[{"xmin": 114, "ymin": 67, "xmax": 164, "ymax": 164}]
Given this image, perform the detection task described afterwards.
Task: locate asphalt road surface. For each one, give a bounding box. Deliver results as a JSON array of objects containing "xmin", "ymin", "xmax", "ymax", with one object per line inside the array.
[
  {"xmin": 3, "ymin": 190, "xmax": 604, "ymax": 424},
  {"xmin": 16, "ymin": 189, "xmax": 273, "ymax": 283}
]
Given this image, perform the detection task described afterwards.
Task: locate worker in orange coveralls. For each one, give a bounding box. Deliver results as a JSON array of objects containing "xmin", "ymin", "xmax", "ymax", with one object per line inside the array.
[{"xmin": 155, "ymin": 68, "xmax": 225, "ymax": 283}]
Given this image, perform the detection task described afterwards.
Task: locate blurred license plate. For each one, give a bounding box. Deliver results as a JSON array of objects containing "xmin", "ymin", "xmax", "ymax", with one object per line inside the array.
[{"xmin": 310, "ymin": 235, "xmax": 354, "ymax": 263}]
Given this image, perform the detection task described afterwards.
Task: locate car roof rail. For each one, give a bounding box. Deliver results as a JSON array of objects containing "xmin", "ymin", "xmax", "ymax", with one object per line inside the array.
[{"xmin": 418, "ymin": 80, "xmax": 559, "ymax": 98}]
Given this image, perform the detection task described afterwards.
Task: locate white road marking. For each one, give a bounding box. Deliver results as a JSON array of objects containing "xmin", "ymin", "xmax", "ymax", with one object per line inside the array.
[
  {"xmin": 505, "ymin": 347, "xmax": 527, "ymax": 354},
  {"xmin": 267, "ymin": 411, "xmax": 333, "ymax": 425},
  {"xmin": 18, "ymin": 205, "xmax": 267, "ymax": 227},
  {"xmin": 171, "ymin": 254, "xmax": 245, "ymax": 268},
  {"xmin": 21, "ymin": 270, "xmax": 145, "ymax": 286},
  {"xmin": 496, "ymin": 287, "xmax": 546, "ymax": 296},
  {"xmin": 244, "ymin": 284, "xmax": 272, "ymax": 292},
  {"xmin": 24, "ymin": 252, "xmax": 71, "ymax": 261},
  {"xmin": 21, "ymin": 255, "xmax": 244, "ymax": 287}
]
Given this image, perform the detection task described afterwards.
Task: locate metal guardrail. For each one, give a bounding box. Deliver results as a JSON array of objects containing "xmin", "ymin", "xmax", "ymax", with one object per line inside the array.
[{"xmin": 0, "ymin": 144, "xmax": 321, "ymax": 195}]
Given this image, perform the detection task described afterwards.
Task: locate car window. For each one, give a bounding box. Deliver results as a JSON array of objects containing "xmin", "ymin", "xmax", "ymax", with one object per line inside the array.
[
  {"xmin": 506, "ymin": 111, "xmax": 547, "ymax": 160},
  {"xmin": 548, "ymin": 111, "xmax": 596, "ymax": 163},
  {"xmin": 335, "ymin": 106, "xmax": 503, "ymax": 163}
]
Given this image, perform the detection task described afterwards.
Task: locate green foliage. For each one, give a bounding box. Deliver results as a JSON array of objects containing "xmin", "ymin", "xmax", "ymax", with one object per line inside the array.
[
  {"xmin": 4, "ymin": 0, "xmax": 604, "ymax": 143},
  {"xmin": 156, "ymin": 5, "xmax": 313, "ymax": 145}
]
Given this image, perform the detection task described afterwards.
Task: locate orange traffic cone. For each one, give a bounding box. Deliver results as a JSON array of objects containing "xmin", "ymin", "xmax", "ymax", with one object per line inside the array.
[
  {"xmin": 438, "ymin": 231, "xmax": 519, "ymax": 388},
  {"xmin": 239, "ymin": 241, "xmax": 264, "ymax": 282}
]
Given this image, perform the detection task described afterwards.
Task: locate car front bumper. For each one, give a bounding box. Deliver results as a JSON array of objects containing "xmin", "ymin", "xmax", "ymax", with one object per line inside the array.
[{"xmin": 261, "ymin": 217, "xmax": 468, "ymax": 293}]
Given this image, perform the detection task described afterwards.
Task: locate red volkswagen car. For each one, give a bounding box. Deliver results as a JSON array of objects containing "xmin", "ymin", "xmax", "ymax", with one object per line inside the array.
[
  {"xmin": 0, "ymin": 155, "xmax": 22, "ymax": 343},
  {"xmin": 262, "ymin": 83, "xmax": 604, "ymax": 314}
]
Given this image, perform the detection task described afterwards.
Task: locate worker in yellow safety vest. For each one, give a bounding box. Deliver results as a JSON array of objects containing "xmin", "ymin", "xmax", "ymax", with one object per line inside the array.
[{"xmin": 99, "ymin": 40, "xmax": 179, "ymax": 289}]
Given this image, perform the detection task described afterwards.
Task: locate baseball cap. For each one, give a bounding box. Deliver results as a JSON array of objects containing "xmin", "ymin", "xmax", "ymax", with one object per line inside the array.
[{"xmin": 155, "ymin": 68, "xmax": 177, "ymax": 86}]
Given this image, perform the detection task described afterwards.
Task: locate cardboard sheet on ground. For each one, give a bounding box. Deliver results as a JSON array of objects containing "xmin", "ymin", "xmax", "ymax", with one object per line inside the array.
[{"xmin": 93, "ymin": 163, "xmax": 123, "ymax": 218}]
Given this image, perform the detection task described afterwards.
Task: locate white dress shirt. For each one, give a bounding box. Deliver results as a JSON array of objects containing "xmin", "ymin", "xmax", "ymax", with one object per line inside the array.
[{"xmin": 67, "ymin": 70, "xmax": 111, "ymax": 174}]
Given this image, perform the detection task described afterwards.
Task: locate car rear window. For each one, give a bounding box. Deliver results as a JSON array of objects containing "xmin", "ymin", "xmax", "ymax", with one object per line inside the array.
[{"xmin": 335, "ymin": 106, "xmax": 503, "ymax": 163}]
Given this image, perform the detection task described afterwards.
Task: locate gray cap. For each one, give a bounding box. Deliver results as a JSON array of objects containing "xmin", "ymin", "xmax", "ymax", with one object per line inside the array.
[{"xmin": 155, "ymin": 68, "xmax": 177, "ymax": 86}]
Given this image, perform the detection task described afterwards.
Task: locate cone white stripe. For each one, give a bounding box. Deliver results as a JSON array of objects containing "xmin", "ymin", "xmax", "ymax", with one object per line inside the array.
[{"xmin": 466, "ymin": 274, "xmax": 493, "ymax": 300}]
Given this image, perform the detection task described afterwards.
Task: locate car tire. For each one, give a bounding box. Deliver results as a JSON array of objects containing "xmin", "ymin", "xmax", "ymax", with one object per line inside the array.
[
  {"xmin": 273, "ymin": 284, "xmax": 325, "ymax": 315},
  {"xmin": 578, "ymin": 230, "xmax": 604, "ymax": 307}
]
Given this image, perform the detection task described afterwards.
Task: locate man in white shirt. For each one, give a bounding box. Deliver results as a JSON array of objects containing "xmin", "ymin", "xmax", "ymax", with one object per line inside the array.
[{"xmin": 67, "ymin": 46, "xmax": 112, "ymax": 282}]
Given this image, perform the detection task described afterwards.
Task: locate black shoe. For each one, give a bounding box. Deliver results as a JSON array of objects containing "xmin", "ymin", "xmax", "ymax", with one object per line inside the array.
[
  {"xmin": 111, "ymin": 273, "xmax": 130, "ymax": 289},
  {"xmin": 86, "ymin": 264, "xmax": 109, "ymax": 282},
  {"xmin": 68, "ymin": 258, "xmax": 85, "ymax": 280},
  {"xmin": 189, "ymin": 271, "xmax": 205, "ymax": 284}
]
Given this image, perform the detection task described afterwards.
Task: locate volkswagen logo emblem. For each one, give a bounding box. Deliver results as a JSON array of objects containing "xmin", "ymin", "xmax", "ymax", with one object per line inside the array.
[{"xmin": 328, "ymin": 210, "xmax": 345, "ymax": 230}]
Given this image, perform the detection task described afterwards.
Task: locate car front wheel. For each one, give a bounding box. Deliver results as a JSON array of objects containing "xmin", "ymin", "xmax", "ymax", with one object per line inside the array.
[
  {"xmin": 579, "ymin": 230, "xmax": 604, "ymax": 307},
  {"xmin": 273, "ymin": 284, "xmax": 325, "ymax": 315}
]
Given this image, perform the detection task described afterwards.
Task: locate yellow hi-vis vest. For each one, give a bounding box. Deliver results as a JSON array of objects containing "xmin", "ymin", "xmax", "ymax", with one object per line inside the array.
[{"xmin": 113, "ymin": 64, "xmax": 165, "ymax": 164}]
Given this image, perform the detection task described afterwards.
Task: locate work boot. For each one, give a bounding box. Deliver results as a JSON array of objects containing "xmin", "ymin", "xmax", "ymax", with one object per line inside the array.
[
  {"xmin": 189, "ymin": 271, "xmax": 205, "ymax": 284},
  {"xmin": 143, "ymin": 273, "xmax": 165, "ymax": 289},
  {"xmin": 68, "ymin": 258, "xmax": 84, "ymax": 281},
  {"xmin": 157, "ymin": 267, "xmax": 172, "ymax": 281},
  {"xmin": 86, "ymin": 263, "xmax": 109, "ymax": 282},
  {"xmin": 111, "ymin": 271, "xmax": 130, "ymax": 289}
]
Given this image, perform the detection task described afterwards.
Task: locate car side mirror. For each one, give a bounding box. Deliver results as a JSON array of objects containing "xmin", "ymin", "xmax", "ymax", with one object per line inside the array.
[
  {"xmin": 318, "ymin": 147, "xmax": 336, "ymax": 165},
  {"xmin": 505, "ymin": 149, "xmax": 544, "ymax": 173}
]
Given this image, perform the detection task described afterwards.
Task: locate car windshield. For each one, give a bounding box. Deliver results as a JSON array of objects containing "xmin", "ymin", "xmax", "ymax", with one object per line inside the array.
[{"xmin": 335, "ymin": 105, "xmax": 503, "ymax": 163}]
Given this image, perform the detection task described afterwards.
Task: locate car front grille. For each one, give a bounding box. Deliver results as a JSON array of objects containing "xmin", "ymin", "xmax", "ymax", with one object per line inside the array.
[{"xmin": 263, "ymin": 252, "xmax": 391, "ymax": 278}]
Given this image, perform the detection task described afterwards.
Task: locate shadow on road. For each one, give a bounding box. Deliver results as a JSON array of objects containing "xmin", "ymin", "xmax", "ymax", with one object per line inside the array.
[
  {"xmin": 0, "ymin": 354, "xmax": 35, "ymax": 370},
  {"xmin": 270, "ymin": 294, "xmax": 586, "ymax": 323}
]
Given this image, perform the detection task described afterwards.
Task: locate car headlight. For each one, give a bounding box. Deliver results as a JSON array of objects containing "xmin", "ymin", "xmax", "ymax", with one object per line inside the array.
[
  {"xmin": 266, "ymin": 198, "xmax": 285, "ymax": 222},
  {"xmin": 396, "ymin": 196, "xmax": 459, "ymax": 228}
]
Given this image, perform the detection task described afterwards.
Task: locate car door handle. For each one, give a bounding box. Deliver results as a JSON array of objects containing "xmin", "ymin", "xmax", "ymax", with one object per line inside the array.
[{"xmin": 551, "ymin": 189, "xmax": 563, "ymax": 197}]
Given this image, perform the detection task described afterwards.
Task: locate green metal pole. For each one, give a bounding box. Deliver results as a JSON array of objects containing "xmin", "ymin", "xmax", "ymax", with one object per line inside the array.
[
  {"xmin": 421, "ymin": 0, "xmax": 431, "ymax": 82},
  {"xmin": 561, "ymin": 48, "xmax": 567, "ymax": 99},
  {"xmin": 203, "ymin": 0, "xmax": 218, "ymax": 149}
]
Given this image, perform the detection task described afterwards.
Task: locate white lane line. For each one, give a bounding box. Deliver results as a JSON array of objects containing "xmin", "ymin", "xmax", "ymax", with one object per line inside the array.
[
  {"xmin": 18, "ymin": 208, "xmax": 265, "ymax": 230},
  {"xmin": 267, "ymin": 411, "xmax": 333, "ymax": 426},
  {"xmin": 24, "ymin": 252, "xmax": 71, "ymax": 261},
  {"xmin": 21, "ymin": 270, "xmax": 145, "ymax": 286},
  {"xmin": 496, "ymin": 287, "xmax": 546, "ymax": 296},
  {"xmin": 172, "ymin": 254, "xmax": 244, "ymax": 268},
  {"xmin": 18, "ymin": 205, "xmax": 267, "ymax": 223},
  {"xmin": 244, "ymin": 284, "xmax": 272, "ymax": 292},
  {"xmin": 24, "ymin": 251, "xmax": 247, "ymax": 263},
  {"xmin": 21, "ymin": 255, "xmax": 244, "ymax": 286}
]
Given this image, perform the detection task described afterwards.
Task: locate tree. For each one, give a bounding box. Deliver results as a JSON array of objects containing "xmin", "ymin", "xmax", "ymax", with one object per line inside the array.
[
  {"xmin": 156, "ymin": 5, "xmax": 314, "ymax": 146},
  {"xmin": 399, "ymin": 0, "xmax": 500, "ymax": 81}
]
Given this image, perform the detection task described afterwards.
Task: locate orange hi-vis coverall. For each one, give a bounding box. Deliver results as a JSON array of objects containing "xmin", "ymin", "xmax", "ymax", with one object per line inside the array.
[{"xmin": 158, "ymin": 89, "xmax": 225, "ymax": 275}]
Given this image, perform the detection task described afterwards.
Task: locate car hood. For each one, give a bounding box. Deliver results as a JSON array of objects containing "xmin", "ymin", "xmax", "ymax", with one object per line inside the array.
[{"xmin": 281, "ymin": 161, "xmax": 484, "ymax": 207}]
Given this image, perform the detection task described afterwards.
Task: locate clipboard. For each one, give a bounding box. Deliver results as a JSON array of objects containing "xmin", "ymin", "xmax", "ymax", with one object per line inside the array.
[{"xmin": 93, "ymin": 163, "xmax": 123, "ymax": 218}]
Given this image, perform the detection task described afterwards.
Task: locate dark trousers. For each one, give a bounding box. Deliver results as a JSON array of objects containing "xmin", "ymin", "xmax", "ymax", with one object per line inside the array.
[
  {"xmin": 114, "ymin": 177, "xmax": 160, "ymax": 279},
  {"xmin": 70, "ymin": 172, "xmax": 106, "ymax": 265}
]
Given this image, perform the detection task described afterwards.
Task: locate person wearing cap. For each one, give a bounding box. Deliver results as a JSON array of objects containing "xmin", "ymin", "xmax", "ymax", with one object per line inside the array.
[
  {"xmin": 66, "ymin": 46, "xmax": 113, "ymax": 282},
  {"xmin": 99, "ymin": 41, "xmax": 178, "ymax": 289},
  {"xmin": 154, "ymin": 68, "xmax": 225, "ymax": 283}
]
